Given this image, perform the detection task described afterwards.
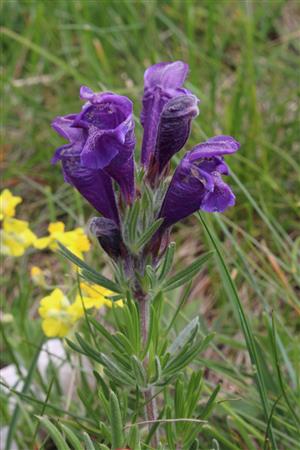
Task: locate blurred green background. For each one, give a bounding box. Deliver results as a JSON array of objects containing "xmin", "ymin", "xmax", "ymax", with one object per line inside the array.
[{"xmin": 1, "ymin": 1, "xmax": 300, "ymax": 449}]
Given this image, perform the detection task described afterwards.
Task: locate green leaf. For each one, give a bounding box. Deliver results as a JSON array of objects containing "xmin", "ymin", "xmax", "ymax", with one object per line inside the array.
[
  {"xmin": 5, "ymin": 339, "xmax": 43, "ymax": 450},
  {"xmin": 166, "ymin": 281, "xmax": 193, "ymax": 333},
  {"xmin": 127, "ymin": 199, "xmax": 140, "ymax": 244},
  {"xmin": 36, "ymin": 416, "xmax": 71, "ymax": 450},
  {"xmin": 199, "ymin": 384, "xmax": 221, "ymax": 419},
  {"xmin": 75, "ymin": 333, "xmax": 103, "ymax": 364},
  {"xmin": 80, "ymin": 269, "xmax": 121, "ymax": 294},
  {"xmin": 168, "ymin": 317, "xmax": 199, "ymax": 355},
  {"xmin": 58, "ymin": 242, "xmax": 121, "ymax": 293},
  {"xmin": 136, "ymin": 218, "xmax": 164, "ymax": 250},
  {"xmin": 130, "ymin": 355, "xmax": 147, "ymax": 387},
  {"xmin": 164, "ymin": 334, "xmax": 214, "ymax": 377},
  {"xmin": 89, "ymin": 317, "xmax": 124, "ymax": 353},
  {"xmin": 163, "ymin": 251, "xmax": 213, "ymax": 291},
  {"xmin": 83, "ymin": 432, "xmax": 96, "ymax": 450},
  {"xmin": 100, "ymin": 354, "xmax": 135, "ymax": 386},
  {"xmin": 127, "ymin": 424, "xmax": 141, "ymax": 450},
  {"xmin": 60, "ymin": 424, "xmax": 84, "ymax": 450},
  {"xmin": 109, "ymin": 391, "xmax": 124, "ymax": 449},
  {"xmin": 151, "ymin": 356, "xmax": 162, "ymax": 384},
  {"xmin": 158, "ymin": 241, "xmax": 176, "ymax": 281},
  {"xmin": 174, "ymin": 376, "xmax": 185, "ymax": 419}
]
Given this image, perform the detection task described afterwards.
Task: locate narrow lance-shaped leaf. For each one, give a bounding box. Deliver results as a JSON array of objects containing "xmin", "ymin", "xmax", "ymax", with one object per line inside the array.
[
  {"xmin": 168, "ymin": 317, "xmax": 199, "ymax": 355},
  {"xmin": 109, "ymin": 391, "xmax": 124, "ymax": 450},
  {"xmin": 59, "ymin": 424, "xmax": 84, "ymax": 450},
  {"xmin": 158, "ymin": 241, "xmax": 176, "ymax": 281},
  {"xmin": 163, "ymin": 251, "xmax": 213, "ymax": 291},
  {"xmin": 199, "ymin": 384, "xmax": 221, "ymax": 419},
  {"xmin": 130, "ymin": 355, "xmax": 147, "ymax": 387},
  {"xmin": 36, "ymin": 417, "xmax": 71, "ymax": 450},
  {"xmin": 151, "ymin": 355, "xmax": 162, "ymax": 384},
  {"xmin": 58, "ymin": 242, "xmax": 121, "ymax": 293},
  {"xmin": 127, "ymin": 424, "xmax": 141, "ymax": 450},
  {"xmin": 101, "ymin": 353, "xmax": 135, "ymax": 385},
  {"xmin": 127, "ymin": 199, "xmax": 140, "ymax": 244},
  {"xmin": 136, "ymin": 218, "xmax": 164, "ymax": 250},
  {"xmin": 83, "ymin": 432, "xmax": 96, "ymax": 450}
]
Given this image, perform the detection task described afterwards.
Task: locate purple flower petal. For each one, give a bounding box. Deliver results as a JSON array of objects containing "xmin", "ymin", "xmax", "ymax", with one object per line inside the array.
[
  {"xmin": 79, "ymin": 85, "xmax": 94, "ymax": 101},
  {"xmin": 141, "ymin": 61, "xmax": 190, "ymax": 167},
  {"xmin": 201, "ymin": 174, "xmax": 235, "ymax": 212},
  {"xmin": 52, "ymin": 88, "xmax": 136, "ymax": 204},
  {"xmin": 159, "ymin": 159, "xmax": 213, "ymax": 228},
  {"xmin": 144, "ymin": 61, "xmax": 189, "ymax": 90},
  {"xmin": 158, "ymin": 135, "xmax": 239, "ymax": 227},
  {"xmin": 148, "ymin": 94, "xmax": 199, "ymax": 179},
  {"xmin": 189, "ymin": 135, "xmax": 240, "ymax": 160},
  {"xmin": 62, "ymin": 155, "xmax": 119, "ymax": 224}
]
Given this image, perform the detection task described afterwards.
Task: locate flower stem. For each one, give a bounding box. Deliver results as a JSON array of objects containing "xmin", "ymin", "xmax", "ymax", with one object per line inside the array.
[{"xmin": 139, "ymin": 295, "xmax": 159, "ymax": 448}]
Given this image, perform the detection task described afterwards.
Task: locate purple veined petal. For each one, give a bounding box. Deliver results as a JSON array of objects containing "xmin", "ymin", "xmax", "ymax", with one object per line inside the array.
[
  {"xmin": 80, "ymin": 122, "xmax": 136, "ymax": 202},
  {"xmin": 80, "ymin": 127, "xmax": 120, "ymax": 169},
  {"xmin": 158, "ymin": 159, "xmax": 214, "ymax": 228},
  {"xmin": 106, "ymin": 153, "xmax": 135, "ymax": 204},
  {"xmin": 52, "ymin": 116, "xmax": 87, "ymax": 163},
  {"xmin": 140, "ymin": 90, "xmax": 170, "ymax": 166},
  {"xmin": 144, "ymin": 61, "xmax": 189, "ymax": 90},
  {"xmin": 52, "ymin": 115, "xmax": 80, "ymax": 142},
  {"xmin": 80, "ymin": 85, "xmax": 94, "ymax": 101},
  {"xmin": 52, "ymin": 88, "xmax": 136, "ymax": 205},
  {"xmin": 195, "ymin": 155, "xmax": 230, "ymax": 176},
  {"xmin": 201, "ymin": 173, "xmax": 235, "ymax": 213},
  {"xmin": 52, "ymin": 143, "xmax": 73, "ymax": 164},
  {"xmin": 141, "ymin": 61, "xmax": 190, "ymax": 167},
  {"xmin": 61, "ymin": 155, "xmax": 119, "ymax": 224},
  {"xmin": 189, "ymin": 135, "xmax": 240, "ymax": 160},
  {"xmin": 153, "ymin": 94, "xmax": 199, "ymax": 174},
  {"xmin": 75, "ymin": 92, "xmax": 133, "ymax": 129}
]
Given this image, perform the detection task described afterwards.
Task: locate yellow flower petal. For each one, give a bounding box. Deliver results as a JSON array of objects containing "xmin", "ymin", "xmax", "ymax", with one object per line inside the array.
[
  {"xmin": 0, "ymin": 230, "xmax": 26, "ymax": 256},
  {"xmin": 36, "ymin": 222, "xmax": 90, "ymax": 259},
  {"xmin": 0, "ymin": 189, "xmax": 22, "ymax": 220},
  {"xmin": 38, "ymin": 289, "xmax": 68, "ymax": 318},
  {"xmin": 39, "ymin": 288, "xmax": 82, "ymax": 338},
  {"xmin": 0, "ymin": 218, "xmax": 37, "ymax": 257},
  {"xmin": 42, "ymin": 318, "xmax": 70, "ymax": 338},
  {"xmin": 34, "ymin": 236, "xmax": 52, "ymax": 249},
  {"xmin": 79, "ymin": 282, "xmax": 123, "ymax": 308},
  {"xmin": 48, "ymin": 222, "xmax": 65, "ymax": 234}
]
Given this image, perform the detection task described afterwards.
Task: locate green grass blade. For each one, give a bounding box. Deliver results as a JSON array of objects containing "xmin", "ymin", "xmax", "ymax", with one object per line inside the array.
[
  {"xmin": 198, "ymin": 212, "xmax": 278, "ymax": 450},
  {"xmin": 5, "ymin": 339, "xmax": 44, "ymax": 450}
]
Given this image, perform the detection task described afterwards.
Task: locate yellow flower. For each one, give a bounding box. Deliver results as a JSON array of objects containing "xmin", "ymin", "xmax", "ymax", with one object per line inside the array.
[
  {"xmin": 38, "ymin": 283, "xmax": 123, "ymax": 338},
  {"xmin": 0, "ymin": 218, "xmax": 37, "ymax": 257},
  {"xmin": 30, "ymin": 266, "xmax": 46, "ymax": 287},
  {"xmin": 78, "ymin": 282, "xmax": 123, "ymax": 308},
  {"xmin": 0, "ymin": 189, "xmax": 22, "ymax": 220},
  {"xmin": 39, "ymin": 288, "xmax": 84, "ymax": 338},
  {"xmin": 34, "ymin": 221, "xmax": 90, "ymax": 259}
]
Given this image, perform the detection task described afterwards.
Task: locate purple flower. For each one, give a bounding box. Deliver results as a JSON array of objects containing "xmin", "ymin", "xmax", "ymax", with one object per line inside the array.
[
  {"xmin": 52, "ymin": 115, "xmax": 120, "ymax": 224},
  {"xmin": 53, "ymin": 87, "xmax": 136, "ymax": 204},
  {"xmin": 141, "ymin": 61, "xmax": 194, "ymax": 167},
  {"xmin": 147, "ymin": 94, "xmax": 199, "ymax": 185},
  {"xmin": 159, "ymin": 136, "xmax": 240, "ymax": 228}
]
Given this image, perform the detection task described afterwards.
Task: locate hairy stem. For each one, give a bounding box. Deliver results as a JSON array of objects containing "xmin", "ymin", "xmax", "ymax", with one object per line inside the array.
[{"xmin": 139, "ymin": 295, "xmax": 159, "ymax": 448}]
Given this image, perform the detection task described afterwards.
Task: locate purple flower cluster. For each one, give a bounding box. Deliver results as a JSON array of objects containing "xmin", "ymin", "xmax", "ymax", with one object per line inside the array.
[{"xmin": 52, "ymin": 61, "xmax": 239, "ymax": 258}]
